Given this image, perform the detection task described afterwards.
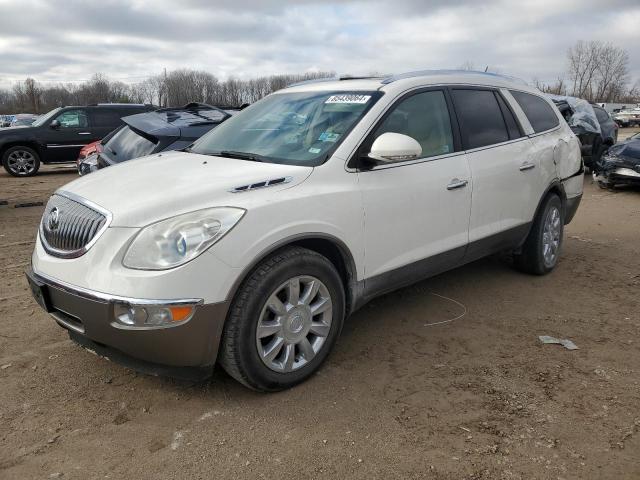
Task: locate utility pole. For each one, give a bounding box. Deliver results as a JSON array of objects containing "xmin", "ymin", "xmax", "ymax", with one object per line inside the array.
[{"xmin": 163, "ymin": 67, "xmax": 167, "ymax": 107}]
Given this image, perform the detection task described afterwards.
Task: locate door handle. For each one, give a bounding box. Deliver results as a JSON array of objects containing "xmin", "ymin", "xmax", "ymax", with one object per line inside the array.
[
  {"xmin": 519, "ymin": 162, "xmax": 535, "ymax": 171},
  {"xmin": 78, "ymin": 132, "xmax": 92, "ymax": 135},
  {"xmin": 446, "ymin": 178, "xmax": 468, "ymax": 190}
]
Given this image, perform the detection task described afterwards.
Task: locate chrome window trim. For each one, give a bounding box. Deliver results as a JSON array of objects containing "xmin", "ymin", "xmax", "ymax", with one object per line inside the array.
[
  {"xmin": 360, "ymin": 151, "xmax": 466, "ymax": 171},
  {"xmin": 39, "ymin": 190, "xmax": 113, "ymax": 259},
  {"xmin": 46, "ymin": 144, "xmax": 87, "ymax": 148},
  {"xmin": 462, "ymin": 135, "xmax": 531, "ymax": 155},
  {"xmin": 526, "ymin": 125, "xmax": 561, "ymax": 139},
  {"xmin": 31, "ymin": 268, "xmax": 203, "ymax": 306}
]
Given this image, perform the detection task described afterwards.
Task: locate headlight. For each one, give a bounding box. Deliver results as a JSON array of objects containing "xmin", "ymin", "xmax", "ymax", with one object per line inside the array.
[{"xmin": 123, "ymin": 207, "xmax": 245, "ymax": 270}]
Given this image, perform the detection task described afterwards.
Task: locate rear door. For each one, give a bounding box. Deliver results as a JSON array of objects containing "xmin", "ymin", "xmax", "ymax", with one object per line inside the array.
[
  {"xmin": 41, "ymin": 108, "xmax": 92, "ymax": 162},
  {"xmin": 88, "ymin": 108, "xmax": 126, "ymax": 141},
  {"xmin": 450, "ymin": 88, "xmax": 536, "ymax": 258}
]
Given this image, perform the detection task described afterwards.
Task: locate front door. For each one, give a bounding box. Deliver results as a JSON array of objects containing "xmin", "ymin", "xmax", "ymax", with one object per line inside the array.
[
  {"xmin": 42, "ymin": 108, "xmax": 93, "ymax": 163},
  {"xmin": 357, "ymin": 89, "xmax": 472, "ymax": 295}
]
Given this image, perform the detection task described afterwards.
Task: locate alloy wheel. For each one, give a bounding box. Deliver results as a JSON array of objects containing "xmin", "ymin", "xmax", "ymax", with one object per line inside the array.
[
  {"xmin": 256, "ymin": 275, "xmax": 333, "ymax": 373},
  {"xmin": 7, "ymin": 150, "xmax": 36, "ymax": 175},
  {"xmin": 542, "ymin": 206, "xmax": 561, "ymax": 268}
]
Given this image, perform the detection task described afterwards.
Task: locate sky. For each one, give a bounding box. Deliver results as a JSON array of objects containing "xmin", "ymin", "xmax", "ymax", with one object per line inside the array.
[{"xmin": 0, "ymin": 0, "xmax": 638, "ymax": 89}]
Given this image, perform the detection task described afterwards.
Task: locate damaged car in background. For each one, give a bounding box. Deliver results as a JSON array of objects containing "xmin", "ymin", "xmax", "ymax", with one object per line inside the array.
[
  {"xmin": 550, "ymin": 95, "xmax": 616, "ymax": 170},
  {"xmin": 594, "ymin": 132, "xmax": 640, "ymax": 189},
  {"xmin": 84, "ymin": 103, "xmax": 238, "ymax": 174}
]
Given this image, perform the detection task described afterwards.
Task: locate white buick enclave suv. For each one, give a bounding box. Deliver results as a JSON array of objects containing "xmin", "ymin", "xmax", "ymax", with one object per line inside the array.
[{"xmin": 28, "ymin": 71, "xmax": 583, "ymax": 391}]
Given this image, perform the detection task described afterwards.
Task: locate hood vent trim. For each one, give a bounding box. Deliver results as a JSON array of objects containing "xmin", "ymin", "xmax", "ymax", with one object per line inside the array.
[{"xmin": 230, "ymin": 176, "xmax": 293, "ymax": 193}]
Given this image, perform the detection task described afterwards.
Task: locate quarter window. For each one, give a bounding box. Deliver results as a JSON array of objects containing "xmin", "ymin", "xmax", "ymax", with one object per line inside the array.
[
  {"xmin": 510, "ymin": 90, "xmax": 560, "ymax": 133},
  {"xmin": 373, "ymin": 90, "xmax": 454, "ymax": 160},
  {"xmin": 452, "ymin": 89, "xmax": 510, "ymax": 149},
  {"xmin": 55, "ymin": 109, "xmax": 88, "ymax": 128}
]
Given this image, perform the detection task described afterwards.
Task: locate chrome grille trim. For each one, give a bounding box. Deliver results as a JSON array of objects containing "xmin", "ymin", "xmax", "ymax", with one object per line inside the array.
[{"xmin": 39, "ymin": 190, "xmax": 112, "ymax": 259}]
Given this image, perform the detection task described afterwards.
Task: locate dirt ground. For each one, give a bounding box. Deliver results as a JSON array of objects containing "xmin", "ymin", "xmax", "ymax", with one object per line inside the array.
[{"xmin": 1, "ymin": 129, "xmax": 639, "ymax": 480}]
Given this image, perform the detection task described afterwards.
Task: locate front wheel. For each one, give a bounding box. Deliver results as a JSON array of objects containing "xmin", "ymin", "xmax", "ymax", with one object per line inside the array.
[
  {"xmin": 2, "ymin": 146, "xmax": 41, "ymax": 177},
  {"xmin": 514, "ymin": 194, "xmax": 564, "ymax": 275},
  {"xmin": 219, "ymin": 247, "xmax": 345, "ymax": 391}
]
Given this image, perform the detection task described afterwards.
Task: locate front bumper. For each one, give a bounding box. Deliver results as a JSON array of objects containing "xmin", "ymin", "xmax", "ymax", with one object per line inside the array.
[{"xmin": 26, "ymin": 268, "xmax": 230, "ymax": 375}]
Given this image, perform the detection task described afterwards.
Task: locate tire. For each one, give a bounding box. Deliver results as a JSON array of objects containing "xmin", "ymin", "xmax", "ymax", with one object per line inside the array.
[
  {"xmin": 219, "ymin": 246, "xmax": 345, "ymax": 391},
  {"xmin": 514, "ymin": 194, "xmax": 564, "ymax": 275},
  {"xmin": 2, "ymin": 146, "xmax": 41, "ymax": 177}
]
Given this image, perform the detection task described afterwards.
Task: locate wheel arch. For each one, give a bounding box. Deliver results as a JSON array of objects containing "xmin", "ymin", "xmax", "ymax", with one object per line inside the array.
[
  {"xmin": 533, "ymin": 181, "xmax": 567, "ymax": 226},
  {"xmin": 225, "ymin": 233, "xmax": 360, "ymax": 316},
  {"xmin": 0, "ymin": 141, "xmax": 43, "ymax": 160}
]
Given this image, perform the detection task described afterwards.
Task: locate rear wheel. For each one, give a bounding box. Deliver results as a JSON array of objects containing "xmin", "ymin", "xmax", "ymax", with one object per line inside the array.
[
  {"xmin": 514, "ymin": 194, "xmax": 563, "ymax": 275},
  {"xmin": 2, "ymin": 146, "xmax": 40, "ymax": 176},
  {"xmin": 219, "ymin": 246, "xmax": 345, "ymax": 391}
]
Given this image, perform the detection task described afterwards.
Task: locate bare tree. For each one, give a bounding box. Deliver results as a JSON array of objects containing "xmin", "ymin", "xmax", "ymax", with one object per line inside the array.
[
  {"xmin": 533, "ymin": 76, "xmax": 567, "ymax": 95},
  {"xmin": 567, "ymin": 40, "xmax": 631, "ymax": 102}
]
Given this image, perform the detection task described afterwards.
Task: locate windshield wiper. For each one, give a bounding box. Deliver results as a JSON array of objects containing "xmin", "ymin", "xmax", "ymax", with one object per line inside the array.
[{"xmin": 216, "ymin": 150, "xmax": 264, "ymax": 162}]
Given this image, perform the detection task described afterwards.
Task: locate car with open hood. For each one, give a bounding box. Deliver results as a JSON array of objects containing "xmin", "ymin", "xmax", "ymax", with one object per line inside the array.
[{"xmin": 27, "ymin": 70, "xmax": 583, "ymax": 391}]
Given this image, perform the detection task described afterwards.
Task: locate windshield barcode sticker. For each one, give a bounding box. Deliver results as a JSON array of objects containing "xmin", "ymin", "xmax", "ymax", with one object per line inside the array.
[{"xmin": 325, "ymin": 94, "xmax": 371, "ymax": 104}]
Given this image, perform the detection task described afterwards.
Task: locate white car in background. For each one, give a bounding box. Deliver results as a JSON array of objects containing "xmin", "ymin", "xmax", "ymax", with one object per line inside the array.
[
  {"xmin": 613, "ymin": 108, "xmax": 640, "ymax": 127},
  {"xmin": 28, "ymin": 70, "xmax": 583, "ymax": 391}
]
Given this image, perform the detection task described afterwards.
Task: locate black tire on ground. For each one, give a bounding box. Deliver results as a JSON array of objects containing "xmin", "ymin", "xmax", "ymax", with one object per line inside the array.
[
  {"xmin": 514, "ymin": 193, "xmax": 564, "ymax": 276},
  {"xmin": 2, "ymin": 146, "xmax": 41, "ymax": 177},
  {"xmin": 219, "ymin": 246, "xmax": 345, "ymax": 392}
]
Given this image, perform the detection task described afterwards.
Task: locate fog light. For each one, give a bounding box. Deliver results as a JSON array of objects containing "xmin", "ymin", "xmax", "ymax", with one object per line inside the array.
[{"xmin": 112, "ymin": 303, "xmax": 196, "ymax": 328}]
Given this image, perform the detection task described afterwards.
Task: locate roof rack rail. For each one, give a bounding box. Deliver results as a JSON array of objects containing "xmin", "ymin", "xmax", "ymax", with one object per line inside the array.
[
  {"xmin": 338, "ymin": 74, "xmax": 385, "ymax": 81},
  {"xmin": 287, "ymin": 77, "xmax": 339, "ymax": 88},
  {"xmin": 381, "ymin": 69, "xmax": 527, "ymax": 85},
  {"xmin": 87, "ymin": 102, "xmax": 151, "ymax": 107}
]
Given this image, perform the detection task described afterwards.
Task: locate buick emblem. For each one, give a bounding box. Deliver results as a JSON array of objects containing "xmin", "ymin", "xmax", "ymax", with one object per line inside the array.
[{"xmin": 48, "ymin": 207, "xmax": 60, "ymax": 231}]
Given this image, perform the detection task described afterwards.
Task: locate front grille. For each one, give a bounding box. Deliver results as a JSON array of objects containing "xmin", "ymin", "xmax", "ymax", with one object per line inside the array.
[{"xmin": 40, "ymin": 193, "xmax": 110, "ymax": 258}]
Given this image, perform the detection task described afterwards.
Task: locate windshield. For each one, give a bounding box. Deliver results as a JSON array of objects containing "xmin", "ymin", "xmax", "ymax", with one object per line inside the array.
[
  {"xmin": 190, "ymin": 91, "xmax": 381, "ymax": 166},
  {"xmin": 31, "ymin": 108, "xmax": 62, "ymax": 127},
  {"xmin": 104, "ymin": 126, "xmax": 158, "ymax": 163}
]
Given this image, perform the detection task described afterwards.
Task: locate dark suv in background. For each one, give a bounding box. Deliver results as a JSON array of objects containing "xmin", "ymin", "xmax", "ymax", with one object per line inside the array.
[
  {"xmin": 90, "ymin": 103, "xmax": 239, "ymax": 174},
  {"xmin": 0, "ymin": 103, "xmax": 154, "ymax": 176}
]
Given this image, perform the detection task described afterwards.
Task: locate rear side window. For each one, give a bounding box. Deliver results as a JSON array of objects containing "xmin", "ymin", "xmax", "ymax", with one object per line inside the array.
[
  {"xmin": 510, "ymin": 91, "xmax": 559, "ymax": 133},
  {"xmin": 91, "ymin": 109, "xmax": 123, "ymax": 128},
  {"xmin": 452, "ymin": 89, "xmax": 509, "ymax": 149},
  {"xmin": 593, "ymin": 106, "xmax": 609, "ymax": 124},
  {"xmin": 373, "ymin": 90, "xmax": 454, "ymax": 159}
]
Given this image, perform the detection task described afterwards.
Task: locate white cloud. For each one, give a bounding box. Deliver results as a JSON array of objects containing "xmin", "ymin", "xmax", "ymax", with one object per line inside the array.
[{"xmin": 0, "ymin": 0, "xmax": 638, "ymax": 88}]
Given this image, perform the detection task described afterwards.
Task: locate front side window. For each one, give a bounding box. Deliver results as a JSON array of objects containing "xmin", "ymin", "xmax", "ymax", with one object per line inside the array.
[
  {"xmin": 372, "ymin": 90, "xmax": 454, "ymax": 160},
  {"xmin": 190, "ymin": 91, "xmax": 380, "ymax": 166},
  {"xmin": 104, "ymin": 126, "xmax": 157, "ymax": 163},
  {"xmin": 55, "ymin": 109, "xmax": 88, "ymax": 128},
  {"xmin": 510, "ymin": 90, "xmax": 559, "ymax": 133},
  {"xmin": 452, "ymin": 89, "xmax": 510, "ymax": 149}
]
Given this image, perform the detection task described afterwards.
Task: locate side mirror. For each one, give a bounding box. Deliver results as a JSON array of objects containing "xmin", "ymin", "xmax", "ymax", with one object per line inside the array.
[
  {"xmin": 50, "ymin": 119, "xmax": 61, "ymax": 129},
  {"xmin": 368, "ymin": 132, "xmax": 422, "ymax": 163}
]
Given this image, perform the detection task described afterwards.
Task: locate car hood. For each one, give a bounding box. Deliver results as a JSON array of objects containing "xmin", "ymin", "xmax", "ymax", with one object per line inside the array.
[{"xmin": 60, "ymin": 151, "xmax": 313, "ymax": 227}]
